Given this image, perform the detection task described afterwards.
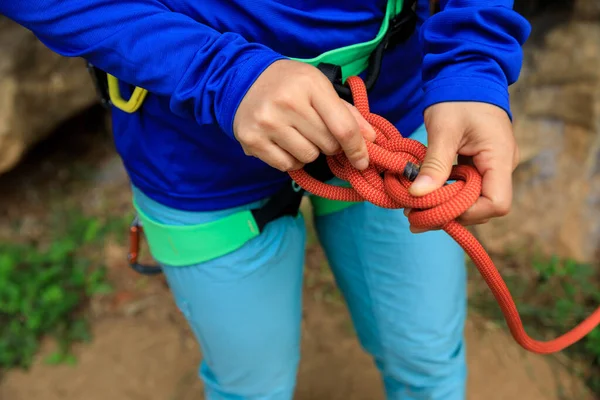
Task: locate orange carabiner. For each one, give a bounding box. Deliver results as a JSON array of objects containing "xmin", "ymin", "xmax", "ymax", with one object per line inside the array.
[{"xmin": 128, "ymin": 216, "xmax": 163, "ymax": 275}]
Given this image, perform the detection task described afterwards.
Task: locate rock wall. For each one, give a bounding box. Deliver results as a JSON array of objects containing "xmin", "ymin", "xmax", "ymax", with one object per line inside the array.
[
  {"xmin": 574, "ymin": 0, "xmax": 600, "ymax": 20},
  {"xmin": 474, "ymin": 5, "xmax": 600, "ymax": 263},
  {"xmin": 0, "ymin": 17, "xmax": 97, "ymax": 174}
]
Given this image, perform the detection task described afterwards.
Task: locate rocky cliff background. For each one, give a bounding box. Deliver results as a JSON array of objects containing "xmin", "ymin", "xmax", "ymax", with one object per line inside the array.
[
  {"xmin": 0, "ymin": 17, "xmax": 96, "ymax": 175},
  {"xmin": 474, "ymin": 0, "xmax": 600, "ymax": 263},
  {"xmin": 0, "ymin": 1, "xmax": 598, "ymax": 264}
]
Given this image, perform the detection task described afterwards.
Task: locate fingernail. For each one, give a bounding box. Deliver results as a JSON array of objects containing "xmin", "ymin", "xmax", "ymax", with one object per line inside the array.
[
  {"xmin": 355, "ymin": 158, "xmax": 369, "ymax": 170},
  {"xmin": 409, "ymin": 175, "xmax": 434, "ymax": 195},
  {"xmin": 403, "ymin": 208, "xmax": 411, "ymax": 217}
]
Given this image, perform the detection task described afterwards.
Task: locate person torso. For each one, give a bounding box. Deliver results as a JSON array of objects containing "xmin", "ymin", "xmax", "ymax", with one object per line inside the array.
[{"xmin": 113, "ymin": 0, "xmax": 432, "ymax": 211}]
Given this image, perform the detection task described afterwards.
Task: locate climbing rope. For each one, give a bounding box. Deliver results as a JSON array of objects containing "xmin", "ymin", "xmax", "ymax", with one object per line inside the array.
[{"xmin": 288, "ymin": 75, "xmax": 600, "ymax": 355}]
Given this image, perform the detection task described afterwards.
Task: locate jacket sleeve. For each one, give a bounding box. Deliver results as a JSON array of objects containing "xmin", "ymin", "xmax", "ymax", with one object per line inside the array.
[
  {"xmin": 0, "ymin": 0, "xmax": 285, "ymax": 138},
  {"xmin": 419, "ymin": 0, "xmax": 531, "ymax": 119}
]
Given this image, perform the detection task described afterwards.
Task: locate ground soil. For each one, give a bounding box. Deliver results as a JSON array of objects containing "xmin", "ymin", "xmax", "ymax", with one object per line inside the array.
[{"xmin": 0, "ymin": 109, "xmax": 595, "ymax": 400}]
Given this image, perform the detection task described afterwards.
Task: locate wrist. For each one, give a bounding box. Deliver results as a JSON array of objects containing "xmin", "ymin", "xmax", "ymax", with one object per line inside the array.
[{"xmin": 217, "ymin": 50, "xmax": 287, "ymax": 138}]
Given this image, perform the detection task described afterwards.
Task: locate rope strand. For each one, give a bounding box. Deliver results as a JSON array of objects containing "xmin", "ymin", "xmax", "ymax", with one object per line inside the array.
[{"xmin": 288, "ymin": 75, "xmax": 600, "ymax": 355}]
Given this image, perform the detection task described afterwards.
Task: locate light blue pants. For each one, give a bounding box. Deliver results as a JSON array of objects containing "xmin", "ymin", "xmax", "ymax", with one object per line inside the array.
[{"xmin": 132, "ymin": 125, "xmax": 467, "ymax": 400}]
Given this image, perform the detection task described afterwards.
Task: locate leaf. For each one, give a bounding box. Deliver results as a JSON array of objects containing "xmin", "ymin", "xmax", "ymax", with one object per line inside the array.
[
  {"xmin": 63, "ymin": 353, "xmax": 78, "ymax": 366},
  {"xmin": 90, "ymin": 282, "xmax": 113, "ymax": 296},
  {"xmin": 0, "ymin": 253, "xmax": 16, "ymax": 279},
  {"xmin": 69, "ymin": 319, "xmax": 91, "ymax": 343},
  {"xmin": 26, "ymin": 314, "xmax": 43, "ymax": 331},
  {"xmin": 83, "ymin": 220, "xmax": 101, "ymax": 243},
  {"xmin": 41, "ymin": 285, "xmax": 65, "ymax": 305},
  {"xmin": 47, "ymin": 240, "xmax": 76, "ymax": 263},
  {"xmin": 44, "ymin": 352, "xmax": 64, "ymax": 365}
]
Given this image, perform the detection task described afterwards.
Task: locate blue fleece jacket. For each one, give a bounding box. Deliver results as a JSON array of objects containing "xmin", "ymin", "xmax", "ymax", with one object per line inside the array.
[{"xmin": 0, "ymin": 0, "xmax": 530, "ymax": 211}]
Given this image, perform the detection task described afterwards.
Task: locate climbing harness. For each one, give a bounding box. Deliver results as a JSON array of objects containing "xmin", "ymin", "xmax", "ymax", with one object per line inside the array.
[
  {"xmin": 289, "ymin": 75, "xmax": 600, "ymax": 355},
  {"xmin": 123, "ymin": 0, "xmax": 418, "ymax": 275}
]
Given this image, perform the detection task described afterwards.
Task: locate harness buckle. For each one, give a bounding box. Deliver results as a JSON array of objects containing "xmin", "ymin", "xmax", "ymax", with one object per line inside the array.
[{"xmin": 128, "ymin": 215, "xmax": 163, "ymax": 275}]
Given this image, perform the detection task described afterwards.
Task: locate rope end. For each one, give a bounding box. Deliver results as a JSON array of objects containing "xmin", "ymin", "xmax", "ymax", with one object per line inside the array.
[{"xmin": 403, "ymin": 162, "xmax": 420, "ymax": 181}]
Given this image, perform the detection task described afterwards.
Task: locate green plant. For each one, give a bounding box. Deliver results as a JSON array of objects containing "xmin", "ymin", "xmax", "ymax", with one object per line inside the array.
[
  {"xmin": 0, "ymin": 212, "xmax": 113, "ymax": 373},
  {"xmin": 469, "ymin": 253, "xmax": 600, "ymax": 395}
]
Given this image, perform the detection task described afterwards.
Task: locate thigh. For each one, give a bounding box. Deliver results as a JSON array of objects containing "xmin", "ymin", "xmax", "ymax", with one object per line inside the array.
[
  {"xmin": 314, "ymin": 125, "xmax": 468, "ymax": 399},
  {"xmin": 160, "ymin": 213, "xmax": 306, "ymax": 399},
  {"xmin": 315, "ymin": 203, "xmax": 467, "ymax": 396}
]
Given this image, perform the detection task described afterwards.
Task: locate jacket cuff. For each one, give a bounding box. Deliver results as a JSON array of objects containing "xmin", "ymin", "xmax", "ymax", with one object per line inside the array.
[
  {"xmin": 217, "ymin": 50, "xmax": 287, "ymax": 138},
  {"xmin": 422, "ymin": 76, "xmax": 512, "ymax": 120}
]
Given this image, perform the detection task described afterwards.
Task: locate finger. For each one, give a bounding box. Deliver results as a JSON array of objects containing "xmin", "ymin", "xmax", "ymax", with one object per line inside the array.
[
  {"xmin": 457, "ymin": 197, "xmax": 494, "ymax": 225},
  {"xmin": 343, "ymin": 100, "xmax": 376, "ymax": 142},
  {"xmin": 409, "ymin": 126, "xmax": 459, "ymax": 197},
  {"xmin": 272, "ymin": 127, "xmax": 321, "ymax": 164},
  {"xmin": 402, "ymin": 208, "xmax": 442, "ymax": 233},
  {"xmin": 311, "ymin": 86, "xmax": 369, "ymax": 170},
  {"xmin": 456, "ymin": 215, "xmax": 490, "ymax": 227},
  {"xmin": 458, "ymin": 163, "xmax": 513, "ymax": 224},
  {"xmin": 287, "ymin": 106, "xmax": 341, "ymax": 155},
  {"xmin": 252, "ymin": 140, "xmax": 304, "ymax": 172},
  {"xmin": 513, "ymin": 145, "xmax": 520, "ymax": 170},
  {"xmin": 409, "ymin": 225, "xmax": 442, "ymax": 234}
]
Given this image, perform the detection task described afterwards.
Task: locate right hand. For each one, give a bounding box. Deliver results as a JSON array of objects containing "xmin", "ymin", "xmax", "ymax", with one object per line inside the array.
[{"xmin": 233, "ymin": 59, "xmax": 376, "ymax": 172}]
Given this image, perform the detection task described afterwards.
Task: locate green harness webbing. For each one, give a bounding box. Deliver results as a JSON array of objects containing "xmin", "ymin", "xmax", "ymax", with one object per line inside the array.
[
  {"xmin": 133, "ymin": 200, "xmax": 265, "ymax": 266},
  {"xmin": 290, "ymin": 0, "xmax": 403, "ymax": 81},
  {"xmin": 132, "ymin": 0, "xmax": 405, "ymax": 267}
]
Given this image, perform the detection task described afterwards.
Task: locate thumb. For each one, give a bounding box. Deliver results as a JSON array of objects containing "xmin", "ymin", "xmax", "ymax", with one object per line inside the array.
[{"xmin": 409, "ymin": 131, "xmax": 457, "ymax": 196}]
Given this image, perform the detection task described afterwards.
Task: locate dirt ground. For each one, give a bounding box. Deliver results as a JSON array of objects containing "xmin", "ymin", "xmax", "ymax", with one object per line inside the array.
[
  {"xmin": 0, "ymin": 110, "xmax": 595, "ymax": 400},
  {"xmin": 0, "ymin": 258, "xmax": 594, "ymax": 400}
]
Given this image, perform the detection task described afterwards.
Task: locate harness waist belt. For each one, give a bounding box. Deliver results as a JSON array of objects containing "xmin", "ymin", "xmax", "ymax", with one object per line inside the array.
[{"xmin": 122, "ymin": 0, "xmax": 418, "ymax": 271}]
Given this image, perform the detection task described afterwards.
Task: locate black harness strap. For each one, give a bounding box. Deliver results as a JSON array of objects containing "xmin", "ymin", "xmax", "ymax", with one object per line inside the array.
[
  {"xmin": 316, "ymin": 0, "xmax": 417, "ymax": 99},
  {"xmin": 86, "ymin": 62, "xmax": 112, "ymax": 109},
  {"xmin": 250, "ymin": 154, "xmax": 334, "ymax": 232}
]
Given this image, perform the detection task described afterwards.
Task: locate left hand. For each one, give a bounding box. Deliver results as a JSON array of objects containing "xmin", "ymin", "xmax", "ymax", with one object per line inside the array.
[{"xmin": 405, "ymin": 101, "xmax": 519, "ymax": 233}]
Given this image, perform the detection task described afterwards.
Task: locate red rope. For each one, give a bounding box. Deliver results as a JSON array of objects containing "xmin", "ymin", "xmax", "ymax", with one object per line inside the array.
[{"xmin": 288, "ymin": 75, "xmax": 600, "ymax": 354}]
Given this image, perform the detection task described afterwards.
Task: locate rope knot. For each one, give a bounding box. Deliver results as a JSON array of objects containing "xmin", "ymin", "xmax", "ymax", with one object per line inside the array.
[
  {"xmin": 287, "ymin": 74, "xmax": 600, "ymax": 355},
  {"xmin": 289, "ymin": 75, "xmax": 482, "ymax": 231}
]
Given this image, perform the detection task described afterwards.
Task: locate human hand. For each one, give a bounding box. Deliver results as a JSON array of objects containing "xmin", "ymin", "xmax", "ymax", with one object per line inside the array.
[
  {"xmin": 233, "ymin": 59, "xmax": 376, "ymax": 172},
  {"xmin": 405, "ymin": 102, "xmax": 519, "ymax": 233}
]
